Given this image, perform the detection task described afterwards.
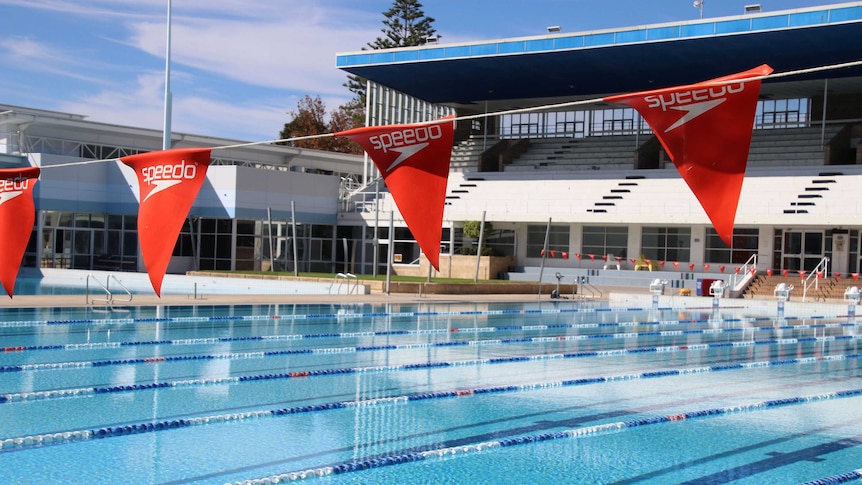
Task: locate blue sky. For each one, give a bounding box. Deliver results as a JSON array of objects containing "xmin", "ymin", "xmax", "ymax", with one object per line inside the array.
[{"xmin": 0, "ymin": 0, "xmax": 841, "ymax": 142}]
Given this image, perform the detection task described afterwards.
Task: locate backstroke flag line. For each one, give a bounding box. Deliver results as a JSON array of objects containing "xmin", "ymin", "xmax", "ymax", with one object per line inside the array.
[
  {"xmin": 336, "ymin": 117, "xmax": 455, "ymax": 271},
  {"xmin": 604, "ymin": 64, "xmax": 773, "ymax": 246},
  {"xmin": 0, "ymin": 167, "xmax": 40, "ymax": 298},
  {"xmin": 121, "ymin": 148, "xmax": 211, "ymax": 296}
]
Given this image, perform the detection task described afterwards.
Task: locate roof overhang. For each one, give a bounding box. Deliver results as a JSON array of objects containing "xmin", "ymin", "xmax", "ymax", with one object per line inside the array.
[{"xmin": 337, "ymin": 2, "xmax": 862, "ymax": 112}]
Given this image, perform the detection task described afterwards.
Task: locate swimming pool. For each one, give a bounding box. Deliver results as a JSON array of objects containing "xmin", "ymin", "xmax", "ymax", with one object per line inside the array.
[{"xmin": 1, "ymin": 299, "xmax": 861, "ymax": 484}]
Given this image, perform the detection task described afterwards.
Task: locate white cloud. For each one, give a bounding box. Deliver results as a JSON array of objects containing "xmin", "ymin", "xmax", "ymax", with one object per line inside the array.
[
  {"xmin": 1, "ymin": 0, "xmax": 387, "ymax": 140},
  {"xmin": 54, "ymin": 69, "xmax": 356, "ymax": 142},
  {"xmin": 0, "ymin": 38, "xmax": 111, "ymax": 84},
  {"xmin": 125, "ymin": 11, "xmax": 376, "ymax": 96}
]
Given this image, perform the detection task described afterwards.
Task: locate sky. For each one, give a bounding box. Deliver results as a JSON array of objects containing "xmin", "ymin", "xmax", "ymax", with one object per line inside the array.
[{"xmin": 0, "ymin": 0, "xmax": 842, "ymax": 142}]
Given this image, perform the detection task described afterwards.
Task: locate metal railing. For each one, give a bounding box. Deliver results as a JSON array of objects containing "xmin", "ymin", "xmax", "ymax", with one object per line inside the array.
[
  {"xmin": 330, "ymin": 273, "xmax": 358, "ymax": 295},
  {"xmin": 802, "ymin": 257, "xmax": 830, "ymax": 302},
  {"xmin": 730, "ymin": 254, "xmax": 758, "ymax": 296},
  {"xmin": 575, "ymin": 276, "xmax": 602, "ymax": 300},
  {"xmin": 85, "ymin": 274, "xmax": 133, "ymax": 306}
]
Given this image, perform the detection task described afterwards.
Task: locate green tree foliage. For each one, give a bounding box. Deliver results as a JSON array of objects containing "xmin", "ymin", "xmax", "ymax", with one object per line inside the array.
[
  {"xmin": 280, "ymin": 1, "xmax": 436, "ymax": 153},
  {"xmin": 371, "ymin": 0, "xmax": 437, "ymax": 49},
  {"xmin": 460, "ymin": 220, "xmax": 496, "ymax": 256},
  {"xmin": 279, "ymin": 95, "xmax": 362, "ymax": 154},
  {"xmin": 343, "ymin": 0, "xmax": 437, "ymax": 121}
]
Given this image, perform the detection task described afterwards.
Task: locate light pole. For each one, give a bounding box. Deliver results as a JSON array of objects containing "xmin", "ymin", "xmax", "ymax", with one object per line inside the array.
[
  {"xmin": 162, "ymin": 0, "xmax": 172, "ymax": 150},
  {"xmin": 693, "ymin": 0, "xmax": 704, "ymax": 19}
]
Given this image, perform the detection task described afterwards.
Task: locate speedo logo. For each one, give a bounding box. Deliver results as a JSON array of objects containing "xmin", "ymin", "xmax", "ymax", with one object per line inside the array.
[
  {"xmin": 644, "ymin": 82, "xmax": 745, "ymax": 132},
  {"xmin": 369, "ymin": 125, "xmax": 443, "ymax": 172},
  {"xmin": 0, "ymin": 176, "xmax": 30, "ymax": 206},
  {"xmin": 141, "ymin": 159, "xmax": 197, "ymax": 202}
]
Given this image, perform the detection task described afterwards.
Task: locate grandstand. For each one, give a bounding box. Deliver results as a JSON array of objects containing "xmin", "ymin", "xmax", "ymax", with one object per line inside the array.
[{"xmin": 336, "ymin": 1, "xmax": 862, "ymax": 297}]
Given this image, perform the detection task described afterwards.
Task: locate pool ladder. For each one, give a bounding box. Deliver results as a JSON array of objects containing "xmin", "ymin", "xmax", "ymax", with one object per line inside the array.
[
  {"xmin": 576, "ymin": 276, "xmax": 602, "ymax": 301},
  {"xmin": 86, "ymin": 274, "xmax": 133, "ymax": 306},
  {"xmin": 329, "ymin": 273, "xmax": 358, "ymax": 295}
]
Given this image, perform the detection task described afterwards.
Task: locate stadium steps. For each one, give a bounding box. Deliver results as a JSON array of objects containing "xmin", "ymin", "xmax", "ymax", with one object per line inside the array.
[
  {"xmin": 506, "ymin": 135, "xmax": 638, "ymax": 171},
  {"xmin": 449, "ymin": 138, "xmax": 486, "ymax": 172},
  {"xmin": 742, "ymin": 274, "xmax": 862, "ymax": 301}
]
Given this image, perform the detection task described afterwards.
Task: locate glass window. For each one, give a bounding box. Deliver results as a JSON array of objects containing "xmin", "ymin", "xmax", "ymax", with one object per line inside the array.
[
  {"xmin": 641, "ymin": 227, "xmax": 691, "ymax": 262},
  {"xmin": 756, "ymin": 98, "xmax": 809, "ymax": 128},
  {"xmin": 582, "ymin": 226, "xmax": 627, "ymax": 259},
  {"xmin": 705, "ymin": 228, "xmax": 758, "ymax": 264},
  {"xmin": 527, "ymin": 224, "xmax": 570, "ymax": 257}
]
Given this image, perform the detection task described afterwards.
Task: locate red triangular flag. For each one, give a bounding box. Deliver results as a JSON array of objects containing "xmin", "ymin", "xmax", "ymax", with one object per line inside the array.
[
  {"xmin": 336, "ymin": 117, "xmax": 454, "ymax": 270},
  {"xmin": 0, "ymin": 167, "xmax": 39, "ymax": 298},
  {"xmin": 605, "ymin": 65, "xmax": 773, "ymax": 246},
  {"xmin": 121, "ymin": 148, "xmax": 211, "ymax": 296}
]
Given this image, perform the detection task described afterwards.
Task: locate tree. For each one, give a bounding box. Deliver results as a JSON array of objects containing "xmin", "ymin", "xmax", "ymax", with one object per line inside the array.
[
  {"xmin": 279, "ymin": 95, "xmax": 362, "ymax": 154},
  {"xmin": 371, "ymin": 0, "xmax": 437, "ymax": 49},
  {"xmin": 342, "ymin": 0, "xmax": 437, "ymax": 121},
  {"xmin": 280, "ymin": 1, "xmax": 437, "ymax": 152},
  {"xmin": 460, "ymin": 220, "xmax": 495, "ymax": 256}
]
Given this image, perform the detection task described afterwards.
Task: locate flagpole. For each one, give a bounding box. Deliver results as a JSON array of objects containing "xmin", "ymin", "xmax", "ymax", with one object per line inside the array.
[{"xmin": 162, "ymin": 0, "xmax": 173, "ymax": 150}]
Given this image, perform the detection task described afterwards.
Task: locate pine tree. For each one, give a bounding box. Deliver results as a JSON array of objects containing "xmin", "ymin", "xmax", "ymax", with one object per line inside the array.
[
  {"xmin": 371, "ymin": 0, "xmax": 437, "ymax": 49},
  {"xmin": 343, "ymin": 0, "xmax": 437, "ymax": 119}
]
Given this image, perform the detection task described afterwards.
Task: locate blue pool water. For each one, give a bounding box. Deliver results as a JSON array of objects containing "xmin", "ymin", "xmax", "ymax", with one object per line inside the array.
[{"xmin": 1, "ymin": 300, "xmax": 861, "ymax": 484}]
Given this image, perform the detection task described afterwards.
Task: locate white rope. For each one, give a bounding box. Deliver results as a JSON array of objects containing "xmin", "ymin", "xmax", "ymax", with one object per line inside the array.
[{"xmin": 37, "ymin": 59, "xmax": 862, "ymax": 169}]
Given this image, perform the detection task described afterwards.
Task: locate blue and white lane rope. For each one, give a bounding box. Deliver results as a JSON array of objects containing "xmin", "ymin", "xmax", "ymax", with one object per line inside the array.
[
  {"xmin": 228, "ymin": 388, "xmax": 862, "ymax": 484},
  {"xmin": 0, "ymin": 303, "xmax": 842, "ymax": 329},
  {"xmin": 798, "ymin": 468, "xmax": 862, "ymax": 484},
  {"xmin": 0, "ymin": 306, "xmax": 657, "ymax": 328},
  {"xmin": 2, "ymin": 314, "xmax": 856, "ymax": 356},
  {"xmin": 3, "ymin": 350, "xmax": 861, "ymax": 450},
  {"xmin": 2, "ymin": 317, "xmax": 858, "ymax": 375},
  {"xmin": 0, "ymin": 335, "xmax": 862, "ymax": 404}
]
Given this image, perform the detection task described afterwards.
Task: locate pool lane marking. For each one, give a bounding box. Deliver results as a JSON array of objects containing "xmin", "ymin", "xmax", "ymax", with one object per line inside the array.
[
  {"xmin": 1, "ymin": 314, "xmax": 856, "ymax": 355},
  {"xmin": 228, "ymin": 388, "xmax": 862, "ymax": 484},
  {"xmin": 0, "ymin": 307, "xmax": 635, "ymax": 328},
  {"xmin": 0, "ymin": 305, "xmax": 836, "ymax": 329},
  {"xmin": 2, "ymin": 350, "xmax": 861, "ymax": 451},
  {"xmin": 1, "ymin": 317, "xmax": 858, "ymax": 378}
]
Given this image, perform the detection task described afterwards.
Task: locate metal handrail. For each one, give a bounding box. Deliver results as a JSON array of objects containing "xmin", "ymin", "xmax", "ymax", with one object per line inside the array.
[
  {"xmin": 86, "ymin": 274, "xmax": 111, "ymax": 305},
  {"xmin": 330, "ymin": 273, "xmax": 358, "ymax": 294},
  {"xmin": 802, "ymin": 257, "xmax": 830, "ymax": 302},
  {"xmin": 730, "ymin": 254, "xmax": 758, "ymax": 292},
  {"xmin": 107, "ymin": 275, "xmax": 133, "ymax": 303},
  {"xmin": 86, "ymin": 273, "xmax": 133, "ymax": 306},
  {"xmin": 575, "ymin": 277, "xmax": 602, "ymax": 300}
]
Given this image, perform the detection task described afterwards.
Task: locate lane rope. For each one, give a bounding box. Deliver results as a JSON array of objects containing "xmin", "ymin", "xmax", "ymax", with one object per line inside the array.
[
  {"xmin": 229, "ymin": 387, "xmax": 862, "ymax": 483},
  {"xmin": 0, "ymin": 323, "xmax": 862, "ymax": 378},
  {"xmin": 1, "ymin": 314, "xmax": 854, "ymax": 356},
  {"xmin": 2, "ymin": 349, "xmax": 860, "ymax": 451}
]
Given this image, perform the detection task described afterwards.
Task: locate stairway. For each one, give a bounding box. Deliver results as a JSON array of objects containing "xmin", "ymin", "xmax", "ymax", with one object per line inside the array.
[{"xmin": 742, "ymin": 275, "xmax": 861, "ymax": 302}]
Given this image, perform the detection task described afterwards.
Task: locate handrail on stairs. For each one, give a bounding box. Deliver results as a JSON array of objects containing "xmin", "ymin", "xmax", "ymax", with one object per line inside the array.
[
  {"xmin": 730, "ymin": 254, "xmax": 758, "ymax": 294},
  {"xmin": 802, "ymin": 257, "xmax": 830, "ymax": 302}
]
